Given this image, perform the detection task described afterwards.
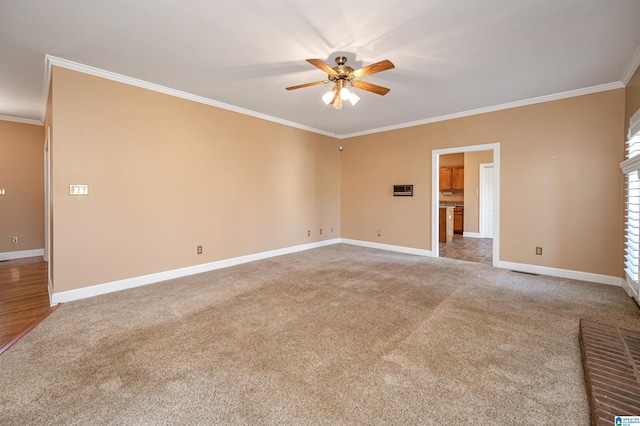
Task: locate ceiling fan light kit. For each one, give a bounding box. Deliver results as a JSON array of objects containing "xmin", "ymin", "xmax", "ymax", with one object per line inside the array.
[
  {"xmin": 339, "ymin": 86, "xmax": 350, "ymax": 101},
  {"xmin": 322, "ymin": 91, "xmax": 335, "ymax": 104},
  {"xmin": 286, "ymin": 56, "xmax": 394, "ymax": 109}
]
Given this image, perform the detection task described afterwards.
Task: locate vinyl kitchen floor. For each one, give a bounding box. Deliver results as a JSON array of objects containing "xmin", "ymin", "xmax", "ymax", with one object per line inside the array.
[{"xmin": 439, "ymin": 234, "xmax": 493, "ymax": 265}]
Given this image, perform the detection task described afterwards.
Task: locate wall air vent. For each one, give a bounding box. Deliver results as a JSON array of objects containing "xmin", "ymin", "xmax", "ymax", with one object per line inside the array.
[{"xmin": 393, "ymin": 185, "xmax": 413, "ymax": 196}]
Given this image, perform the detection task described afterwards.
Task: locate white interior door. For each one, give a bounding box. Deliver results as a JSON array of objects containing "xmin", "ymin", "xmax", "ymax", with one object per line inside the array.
[{"xmin": 480, "ymin": 163, "xmax": 494, "ymax": 238}]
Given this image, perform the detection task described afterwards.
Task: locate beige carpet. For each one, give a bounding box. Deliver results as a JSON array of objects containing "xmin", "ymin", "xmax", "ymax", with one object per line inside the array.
[{"xmin": 1, "ymin": 244, "xmax": 639, "ymax": 425}]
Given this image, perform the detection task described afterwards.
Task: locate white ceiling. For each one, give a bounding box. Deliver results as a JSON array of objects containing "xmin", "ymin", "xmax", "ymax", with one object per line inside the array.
[{"xmin": 1, "ymin": 0, "xmax": 640, "ymax": 136}]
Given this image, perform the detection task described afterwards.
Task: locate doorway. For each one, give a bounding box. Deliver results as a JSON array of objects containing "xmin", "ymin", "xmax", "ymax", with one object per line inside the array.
[{"xmin": 431, "ymin": 143, "xmax": 500, "ymax": 265}]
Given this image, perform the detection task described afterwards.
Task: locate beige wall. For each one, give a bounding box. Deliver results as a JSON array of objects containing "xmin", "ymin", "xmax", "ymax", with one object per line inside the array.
[
  {"xmin": 463, "ymin": 150, "xmax": 493, "ymax": 234},
  {"xmin": 0, "ymin": 120, "xmax": 45, "ymax": 254},
  {"xmin": 51, "ymin": 67, "xmax": 340, "ymax": 292},
  {"xmin": 47, "ymin": 64, "xmax": 631, "ymax": 291},
  {"xmin": 440, "ymin": 153, "xmax": 463, "ymax": 167},
  {"xmin": 341, "ymin": 89, "xmax": 625, "ymax": 277}
]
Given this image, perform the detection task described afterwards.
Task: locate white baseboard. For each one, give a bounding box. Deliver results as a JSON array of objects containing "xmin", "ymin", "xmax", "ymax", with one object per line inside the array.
[
  {"xmin": 622, "ymin": 275, "xmax": 640, "ymax": 303},
  {"xmin": 495, "ymin": 260, "xmax": 623, "ymax": 287},
  {"xmin": 341, "ymin": 240, "xmax": 619, "ymax": 287},
  {"xmin": 340, "ymin": 238, "xmax": 432, "ymax": 257},
  {"xmin": 49, "ymin": 238, "xmax": 626, "ymax": 305},
  {"xmin": 0, "ymin": 248, "xmax": 44, "ymax": 261},
  {"xmin": 462, "ymin": 232, "xmax": 483, "ymax": 238},
  {"xmin": 50, "ymin": 239, "xmax": 340, "ymax": 305}
]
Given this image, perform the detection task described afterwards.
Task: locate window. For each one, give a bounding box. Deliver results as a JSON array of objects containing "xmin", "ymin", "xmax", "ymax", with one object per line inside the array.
[
  {"xmin": 624, "ymin": 167, "xmax": 639, "ymax": 281},
  {"xmin": 620, "ymin": 110, "xmax": 640, "ymax": 303}
]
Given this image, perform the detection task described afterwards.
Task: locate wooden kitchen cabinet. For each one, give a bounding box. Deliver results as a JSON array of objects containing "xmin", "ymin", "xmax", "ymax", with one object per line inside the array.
[
  {"xmin": 439, "ymin": 166, "xmax": 464, "ymax": 192},
  {"xmin": 454, "ymin": 206, "xmax": 464, "ymax": 234},
  {"xmin": 439, "ymin": 167, "xmax": 452, "ymax": 191},
  {"xmin": 439, "ymin": 206, "xmax": 454, "ymax": 243},
  {"xmin": 452, "ymin": 167, "xmax": 464, "ymax": 191}
]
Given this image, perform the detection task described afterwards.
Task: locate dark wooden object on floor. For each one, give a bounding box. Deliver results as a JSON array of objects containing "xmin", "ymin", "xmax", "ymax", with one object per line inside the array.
[
  {"xmin": 439, "ymin": 206, "xmax": 454, "ymax": 243},
  {"xmin": 0, "ymin": 257, "xmax": 58, "ymax": 354},
  {"xmin": 579, "ymin": 319, "xmax": 640, "ymax": 425},
  {"xmin": 454, "ymin": 206, "xmax": 464, "ymax": 234}
]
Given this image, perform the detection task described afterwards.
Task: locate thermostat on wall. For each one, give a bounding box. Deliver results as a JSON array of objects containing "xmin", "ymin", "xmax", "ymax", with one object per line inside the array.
[
  {"xmin": 393, "ymin": 185, "xmax": 413, "ymax": 196},
  {"xmin": 69, "ymin": 184, "xmax": 88, "ymax": 195}
]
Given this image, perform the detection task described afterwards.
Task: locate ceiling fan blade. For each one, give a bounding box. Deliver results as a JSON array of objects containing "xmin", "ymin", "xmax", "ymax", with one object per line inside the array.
[
  {"xmin": 306, "ymin": 59, "xmax": 339, "ymax": 76},
  {"xmin": 351, "ymin": 80, "xmax": 391, "ymax": 96},
  {"xmin": 351, "ymin": 59, "xmax": 395, "ymax": 78},
  {"xmin": 286, "ymin": 80, "xmax": 329, "ymax": 90}
]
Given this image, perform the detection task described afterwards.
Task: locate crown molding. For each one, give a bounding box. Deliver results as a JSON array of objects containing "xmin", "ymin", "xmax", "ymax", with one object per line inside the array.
[
  {"xmin": 341, "ymin": 82, "xmax": 625, "ymax": 139},
  {"xmin": 0, "ymin": 114, "xmax": 43, "ymax": 126},
  {"xmin": 622, "ymin": 45, "xmax": 640, "ymax": 86},
  {"xmin": 44, "ymin": 55, "xmax": 335, "ymax": 138},
  {"xmin": 43, "ymin": 55, "xmax": 627, "ymax": 140}
]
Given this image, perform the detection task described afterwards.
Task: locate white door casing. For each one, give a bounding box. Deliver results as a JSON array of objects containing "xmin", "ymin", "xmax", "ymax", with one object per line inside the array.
[
  {"xmin": 44, "ymin": 127, "xmax": 50, "ymax": 262},
  {"xmin": 480, "ymin": 163, "xmax": 494, "ymax": 238}
]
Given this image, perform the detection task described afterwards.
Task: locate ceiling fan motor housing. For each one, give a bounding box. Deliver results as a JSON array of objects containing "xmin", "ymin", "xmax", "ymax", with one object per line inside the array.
[{"xmin": 329, "ymin": 56, "xmax": 354, "ymax": 82}]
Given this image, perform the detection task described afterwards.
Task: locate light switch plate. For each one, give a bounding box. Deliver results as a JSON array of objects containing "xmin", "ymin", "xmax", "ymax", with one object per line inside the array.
[{"xmin": 69, "ymin": 184, "xmax": 88, "ymax": 195}]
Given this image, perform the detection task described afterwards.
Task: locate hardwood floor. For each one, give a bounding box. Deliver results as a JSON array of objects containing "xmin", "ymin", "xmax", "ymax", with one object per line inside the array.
[{"xmin": 0, "ymin": 256, "xmax": 58, "ymax": 354}]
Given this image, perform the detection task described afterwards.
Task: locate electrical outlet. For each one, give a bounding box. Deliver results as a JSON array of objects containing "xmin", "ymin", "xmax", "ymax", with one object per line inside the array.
[
  {"xmin": 307, "ymin": 230, "xmax": 311, "ymax": 237},
  {"xmin": 319, "ymin": 228, "xmax": 323, "ymax": 235},
  {"xmin": 377, "ymin": 230, "xmax": 381, "ymax": 237},
  {"xmin": 535, "ymin": 247, "xmax": 542, "ymax": 255},
  {"xmin": 11, "ymin": 236, "xmax": 18, "ymax": 244},
  {"xmin": 197, "ymin": 245, "xmax": 203, "ymax": 254}
]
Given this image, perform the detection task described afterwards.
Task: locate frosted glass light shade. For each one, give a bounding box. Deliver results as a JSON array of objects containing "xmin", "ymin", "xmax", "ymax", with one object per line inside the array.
[
  {"xmin": 339, "ymin": 87, "xmax": 351, "ymax": 100},
  {"xmin": 349, "ymin": 93, "xmax": 360, "ymax": 106},
  {"xmin": 322, "ymin": 91, "xmax": 334, "ymax": 105},
  {"xmin": 333, "ymin": 97, "xmax": 343, "ymax": 109}
]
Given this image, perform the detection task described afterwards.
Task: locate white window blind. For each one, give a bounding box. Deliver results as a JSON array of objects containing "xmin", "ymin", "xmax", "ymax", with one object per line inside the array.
[
  {"xmin": 621, "ymin": 110, "xmax": 640, "ymax": 302},
  {"xmin": 624, "ymin": 168, "xmax": 639, "ymax": 282},
  {"xmin": 620, "ymin": 110, "xmax": 640, "ymax": 303}
]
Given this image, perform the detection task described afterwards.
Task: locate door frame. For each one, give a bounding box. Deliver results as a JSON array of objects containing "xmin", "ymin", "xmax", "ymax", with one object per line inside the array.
[
  {"xmin": 44, "ymin": 127, "xmax": 50, "ymax": 263},
  {"xmin": 44, "ymin": 126, "xmax": 52, "ymax": 300},
  {"xmin": 431, "ymin": 143, "xmax": 500, "ymax": 265},
  {"xmin": 479, "ymin": 162, "xmax": 494, "ymax": 238}
]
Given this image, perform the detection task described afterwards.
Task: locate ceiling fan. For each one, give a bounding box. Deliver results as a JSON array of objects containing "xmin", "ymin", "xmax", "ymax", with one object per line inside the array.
[{"xmin": 286, "ymin": 56, "xmax": 395, "ymax": 109}]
